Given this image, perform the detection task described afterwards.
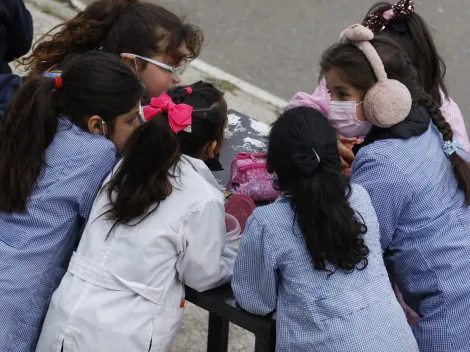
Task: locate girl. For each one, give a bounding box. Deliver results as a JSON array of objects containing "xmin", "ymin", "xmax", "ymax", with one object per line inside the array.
[
  {"xmin": 36, "ymin": 82, "xmax": 237, "ymax": 352},
  {"xmin": 287, "ymin": 0, "xmax": 470, "ymax": 156},
  {"xmin": 0, "ymin": 51, "xmax": 142, "ymax": 351},
  {"xmin": 321, "ymin": 24, "xmax": 470, "ymax": 352},
  {"xmin": 232, "ymin": 107, "xmax": 418, "ymax": 352},
  {"xmin": 21, "ymin": 0, "xmax": 203, "ymax": 97}
]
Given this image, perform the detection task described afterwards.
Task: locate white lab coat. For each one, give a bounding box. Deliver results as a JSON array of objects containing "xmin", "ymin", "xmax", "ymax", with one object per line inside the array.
[{"xmin": 36, "ymin": 155, "xmax": 237, "ymax": 352}]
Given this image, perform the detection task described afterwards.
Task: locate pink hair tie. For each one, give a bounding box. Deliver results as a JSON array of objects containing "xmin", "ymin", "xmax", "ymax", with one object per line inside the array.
[
  {"xmin": 382, "ymin": 9, "xmax": 395, "ymax": 21},
  {"xmin": 185, "ymin": 87, "xmax": 192, "ymax": 95}
]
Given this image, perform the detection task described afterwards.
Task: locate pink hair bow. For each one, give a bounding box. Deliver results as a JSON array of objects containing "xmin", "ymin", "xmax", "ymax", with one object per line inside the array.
[{"xmin": 143, "ymin": 93, "xmax": 193, "ymax": 133}]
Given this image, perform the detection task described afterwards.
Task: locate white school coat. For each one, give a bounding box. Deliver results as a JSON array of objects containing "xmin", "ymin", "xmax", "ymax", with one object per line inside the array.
[{"xmin": 36, "ymin": 155, "xmax": 237, "ymax": 352}]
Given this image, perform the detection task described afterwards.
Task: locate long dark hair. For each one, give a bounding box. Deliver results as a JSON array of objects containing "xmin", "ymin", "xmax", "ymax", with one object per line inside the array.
[
  {"xmin": 0, "ymin": 51, "xmax": 142, "ymax": 213},
  {"xmin": 267, "ymin": 107, "xmax": 369, "ymax": 275},
  {"xmin": 320, "ymin": 37, "xmax": 470, "ymax": 204},
  {"xmin": 21, "ymin": 0, "xmax": 203, "ymax": 73},
  {"xmin": 103, "ymin": 81, "xmax": 227, "ymax": 228},
  {"xmin": 363, "ymin": 2, "xmax": 448, "ymax": 105}
]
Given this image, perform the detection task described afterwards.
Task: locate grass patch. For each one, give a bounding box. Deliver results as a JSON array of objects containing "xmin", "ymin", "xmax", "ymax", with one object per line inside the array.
[
  {"xmin": 272, "ymin": 106, "xmax": 282, "ymax": 116},
  {"xmin": 205, "ymin": 77, "xmax": 239, "ymax": 95},
  {"xmin": 40, "ymin": 5, "xmax": 53, "ymax": 14}
]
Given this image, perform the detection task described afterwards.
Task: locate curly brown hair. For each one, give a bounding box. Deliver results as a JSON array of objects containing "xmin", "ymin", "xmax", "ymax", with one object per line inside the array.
[{"xmin": 21, "ymin": 0, "xmax": 203, "ymax": 73}]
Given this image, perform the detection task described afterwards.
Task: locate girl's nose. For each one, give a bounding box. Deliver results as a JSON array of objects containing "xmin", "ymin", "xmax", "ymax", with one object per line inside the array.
[{"xmin": 173, "ymin": 75, "xmax": 182, "ymax": 85}]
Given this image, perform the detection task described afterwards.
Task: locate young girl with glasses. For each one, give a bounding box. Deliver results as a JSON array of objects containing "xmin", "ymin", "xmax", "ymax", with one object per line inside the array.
[{"xmin": 22, "ymin": 0, "xmax": 203, "ymax": 98}]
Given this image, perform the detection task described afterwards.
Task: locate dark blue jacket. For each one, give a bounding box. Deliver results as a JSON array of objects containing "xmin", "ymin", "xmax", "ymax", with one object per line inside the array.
[
  {"xmin": 0, "ymin": 73, "xmax": 21, "ymax": 121},
  {"xmin": 0, "ymin": 0, "xmax": 33, "ymax": 74}
]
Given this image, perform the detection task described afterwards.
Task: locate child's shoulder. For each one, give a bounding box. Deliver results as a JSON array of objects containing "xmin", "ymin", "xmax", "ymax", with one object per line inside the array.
[
  {"xmin": 171, "ymin": 157, "xmax": 224, "ymax": 206},
  {"xmin": 348, "ymin": 184, "xmax": 377, "ymax": 219},
  {"xmin": 252, "ymin": 199, "xmax": 294, "ymax": 228},
  {"xmin": 349, "ymin": 183, "xmax": 370, "ymax": 203}
]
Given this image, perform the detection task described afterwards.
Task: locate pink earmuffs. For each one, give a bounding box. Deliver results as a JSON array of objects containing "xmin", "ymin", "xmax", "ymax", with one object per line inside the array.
[{"xmin": 339, "ymin": 24, "xmax": 412, "ymax": 128}]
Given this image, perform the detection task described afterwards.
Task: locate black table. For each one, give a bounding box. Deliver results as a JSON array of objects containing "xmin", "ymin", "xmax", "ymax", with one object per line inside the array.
[
  {"xmin": 185, "ymin": 285, "xmax": 276, "ymax": 352},
  {"xmin": 185, "ymin": 110, "xmax": 276, "ymax": 352}
]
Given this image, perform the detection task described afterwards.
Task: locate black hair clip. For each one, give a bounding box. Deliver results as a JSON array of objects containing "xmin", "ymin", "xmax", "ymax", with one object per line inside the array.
[
  {"xmin": 205, "ymin": 153, "xmax": 224, "ymax": 171},
  {"xmin": 390, "ymin": 19, "xmax": 407, "ymax": 33}
]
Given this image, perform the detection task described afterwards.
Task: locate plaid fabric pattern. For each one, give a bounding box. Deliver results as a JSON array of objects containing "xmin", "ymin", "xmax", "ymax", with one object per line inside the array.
[
  {"xmin": 352, "ymin": 123, "xmax": 470, "ymax": 352},
  {"xmin": 0, "ymin": 118, "xmax": 116, "ymax": 351},
  {"xmin": 233, "ymin": 185, "xmax": 418, "ymax": 352}
]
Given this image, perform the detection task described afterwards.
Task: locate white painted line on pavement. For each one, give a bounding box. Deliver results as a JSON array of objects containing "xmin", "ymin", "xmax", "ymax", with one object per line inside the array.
[
  {"xmin": 190, "ymin": 59, "xmax": 288, "ymax": 108},
  {"xmin": 70, "ymin": 0, "xmax": 288, "ymax": 109}
]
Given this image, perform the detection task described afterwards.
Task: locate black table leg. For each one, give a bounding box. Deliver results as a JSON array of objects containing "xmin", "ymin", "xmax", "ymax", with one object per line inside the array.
[
  {"xmin": 207, "ymin": 312, "xmax": 229, "ymax": 352},
  {"xmin": 254, "ymin": 323, "xmax": 276, "ymax": 352}
]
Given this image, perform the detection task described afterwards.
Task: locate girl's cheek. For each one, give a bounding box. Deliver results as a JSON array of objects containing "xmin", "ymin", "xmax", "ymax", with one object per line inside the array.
[{"xmin": 356, "ymin": 104, "xmax": 367, "ymax": 122}]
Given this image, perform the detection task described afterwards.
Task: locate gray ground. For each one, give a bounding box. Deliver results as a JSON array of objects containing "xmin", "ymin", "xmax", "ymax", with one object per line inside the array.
[{"xmin": 82, "ymin": 0, "xmax": 470, "ymax": 126}]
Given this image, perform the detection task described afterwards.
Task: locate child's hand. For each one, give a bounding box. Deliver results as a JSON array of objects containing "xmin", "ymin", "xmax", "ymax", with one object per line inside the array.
[{"xmin": 337, "ymin": 136, "xmax": 357, "ymax": 168}]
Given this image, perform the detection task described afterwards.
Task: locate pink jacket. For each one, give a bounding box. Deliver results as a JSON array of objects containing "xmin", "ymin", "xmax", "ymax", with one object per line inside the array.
[{"xmin": 286, "ymin": 79, "xmax": 470, "ymax": 154}]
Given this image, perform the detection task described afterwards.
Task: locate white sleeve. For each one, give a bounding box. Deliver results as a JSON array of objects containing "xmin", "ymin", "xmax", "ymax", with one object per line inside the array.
[{"xmin": 176, "ymin": 198, "xmax": 237, "ymax": 292}]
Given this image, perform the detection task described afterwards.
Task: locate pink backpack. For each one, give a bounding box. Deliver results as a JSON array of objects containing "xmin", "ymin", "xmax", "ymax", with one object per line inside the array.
[{"xmin": 226, "ymin": 152, "xmax": 280, "ymax": 202}]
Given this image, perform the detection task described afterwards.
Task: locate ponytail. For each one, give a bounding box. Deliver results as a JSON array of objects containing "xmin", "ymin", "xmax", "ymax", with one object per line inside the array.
[
  {"xmin": 0, "ymin": 76, "xmax": 57, "ymax": 212},
  {"xmin": 267, "ymin": 107, "xmax": 369, "ymax": 275},
  {"xmin": 103, "ymin": 117, "xmax": 179, "ymax": 227},
  {"xmin": 420, "ymin": 95, "xmax": 470, "ymax": 204},
  {"xmin": 290, "ymin": 170, "xmax": 369, "ymax": 276},
  {"xmin": 0, "ymin": 51, "xmax": 142, "ymax": 213}
]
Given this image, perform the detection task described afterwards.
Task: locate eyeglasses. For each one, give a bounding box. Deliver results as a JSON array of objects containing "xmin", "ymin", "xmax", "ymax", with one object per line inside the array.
[{"xmin": 121, "ymin": 53, "xmax": 189, "ymax": 78}]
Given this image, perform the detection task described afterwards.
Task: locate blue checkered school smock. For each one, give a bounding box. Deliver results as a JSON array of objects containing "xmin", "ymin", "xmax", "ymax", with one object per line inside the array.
[
  {"xmin": 0, "ymin": 117, "xmax": 117, "ymax": 351},
  {"xmin": 232, "ymin": 184, "xmax": 418, "ymax": 352},
  {"xmin": 351, "ymin": 123, "xmax": 470, "ymax": 352}
]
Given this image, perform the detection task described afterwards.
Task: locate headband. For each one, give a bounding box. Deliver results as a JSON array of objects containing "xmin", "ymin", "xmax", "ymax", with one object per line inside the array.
[{"xmin": 362, "ymin": 0, "xmax": 415, "ymax": 33}]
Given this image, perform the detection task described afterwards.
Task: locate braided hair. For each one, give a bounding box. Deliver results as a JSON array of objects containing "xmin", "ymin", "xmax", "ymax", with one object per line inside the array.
[{"xmin": 419, "ymin": 94, "xmax": 470, "ymax": 201}]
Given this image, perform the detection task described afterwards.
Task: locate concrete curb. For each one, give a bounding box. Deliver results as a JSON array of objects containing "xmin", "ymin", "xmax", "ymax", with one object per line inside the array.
[{"xmin": 69, "ymin": 0, "xmax": 288, "ymax": 109}]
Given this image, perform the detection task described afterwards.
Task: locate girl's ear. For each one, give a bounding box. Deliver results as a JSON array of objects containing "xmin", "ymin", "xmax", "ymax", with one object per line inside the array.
[
  {"xmin": 206, "ymin": 140, "xmax": 218, "ymax": 159},
  {"xmin": 88, "ymin": 115, "xmax": 106, "ymax": 135},
  {"xmin": 120, "ymin": 54, "xmax": 139, "ymax": 74}
]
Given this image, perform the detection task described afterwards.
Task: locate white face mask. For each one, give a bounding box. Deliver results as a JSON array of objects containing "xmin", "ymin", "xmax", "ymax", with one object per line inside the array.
[{"xmin": 328, "ymin": 101, "xmax": 372, "ymax": 138}]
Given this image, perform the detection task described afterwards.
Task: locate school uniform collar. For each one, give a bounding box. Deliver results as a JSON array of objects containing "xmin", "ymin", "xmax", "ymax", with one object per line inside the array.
[
  {"xmin": 180, "ymin": 154, "xmax": 224, "ymax": 193},
  {"xmin": 353, "ymin": 104, "xmax": 431, "ymax": 155}
]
